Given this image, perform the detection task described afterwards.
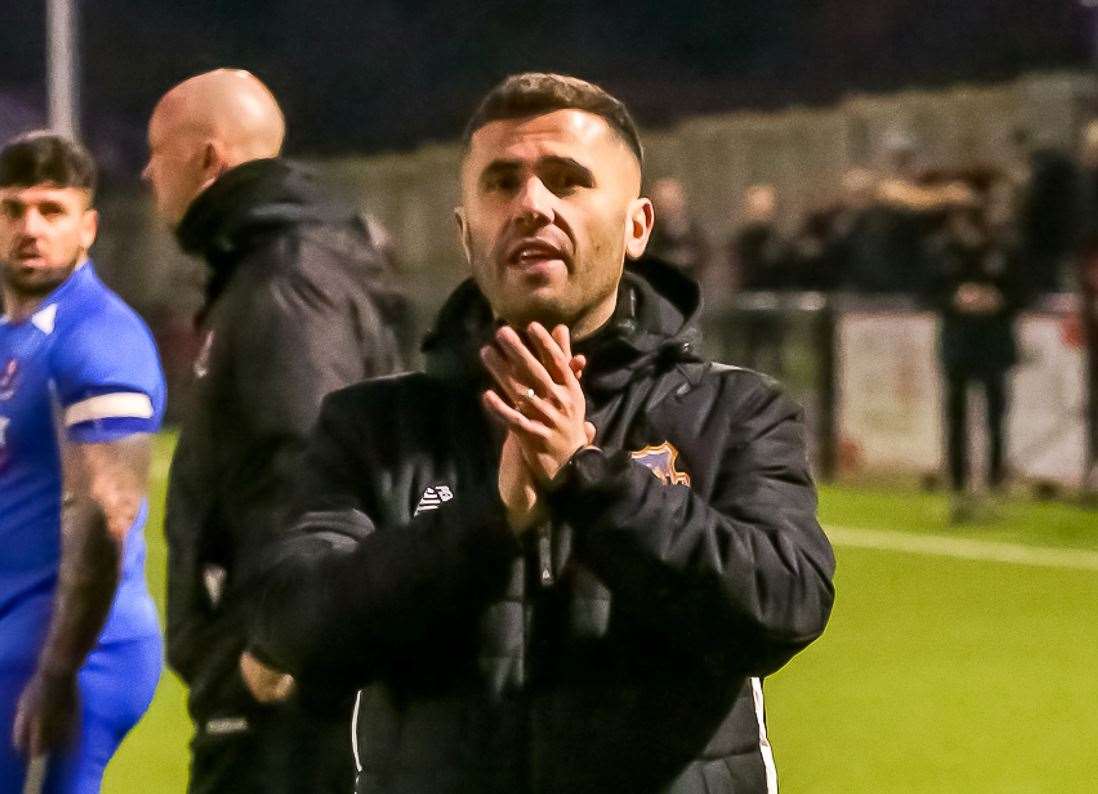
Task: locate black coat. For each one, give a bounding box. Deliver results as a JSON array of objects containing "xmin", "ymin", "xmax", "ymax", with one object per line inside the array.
[
  {"xmin": 253, "ymin": 258, "xmax": 835, "ymax": 793},
  {"xmin": 164, "ymin": 158, "xmax": 405, "ymax": 721},
  {"xmin": 731, "ymin": 223, "xmax": 789, "ymax": 291},
  {"xmin": 927, "ymin": 230, "xmax": 1024, "ymax": 377}
]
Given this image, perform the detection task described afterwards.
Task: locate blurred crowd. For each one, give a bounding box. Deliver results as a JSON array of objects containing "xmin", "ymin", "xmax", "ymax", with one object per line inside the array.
[
  {"xmin": 648, "ymin": 124, "xmax": 1098, "ymax": 505},
  {"xmin": 647, "ymin": 123, "xmax": 1098, "ymax": 302}
]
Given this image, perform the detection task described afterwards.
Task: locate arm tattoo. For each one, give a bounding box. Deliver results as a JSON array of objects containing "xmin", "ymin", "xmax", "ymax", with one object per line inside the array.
[{"xmin": 34, "ymin": 435, "xmax": 151, "ymax": 677}]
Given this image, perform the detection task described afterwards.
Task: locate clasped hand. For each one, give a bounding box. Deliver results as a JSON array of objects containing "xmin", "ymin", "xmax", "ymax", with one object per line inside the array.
[{"xmin": 480, "ymin": 323, "xmax": 595, "ymax": 533}]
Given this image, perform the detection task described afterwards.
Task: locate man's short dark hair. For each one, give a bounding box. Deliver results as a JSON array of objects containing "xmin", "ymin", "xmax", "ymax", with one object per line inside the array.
[
  {"xmin": 463, "ymin": 72, "xmax": 644, "ymax": 169},
  {"xmin": 0, "ymin": 131, "xmax": 97, "ymax": 199}
]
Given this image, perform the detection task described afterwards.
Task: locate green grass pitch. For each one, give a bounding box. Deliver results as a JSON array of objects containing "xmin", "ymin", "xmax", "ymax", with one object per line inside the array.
[{"xmin": 102, "ymin": 434, "xmax": 1098, "ymax": 792}]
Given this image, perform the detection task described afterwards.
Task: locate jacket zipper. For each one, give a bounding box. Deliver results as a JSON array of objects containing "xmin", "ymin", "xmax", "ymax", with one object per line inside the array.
[{"xmin": 537, "ymin": 522, "xmax": 553, "ymax": 587}]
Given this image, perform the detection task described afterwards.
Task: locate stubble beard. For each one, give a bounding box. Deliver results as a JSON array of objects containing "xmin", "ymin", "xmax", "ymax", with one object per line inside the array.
[
  {"xmin": 474, "ymin": 234, "xmax": 624, "ymax": 338},
  {"xmin": 2, "ymin": 256, "xmax": 80, "ymax": 301},
  {"xmin": 478, "ymin": 250, "xmax": 575, "ymax": 333}
]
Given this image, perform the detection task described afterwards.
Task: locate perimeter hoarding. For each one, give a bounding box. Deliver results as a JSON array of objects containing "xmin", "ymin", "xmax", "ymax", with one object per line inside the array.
[{"xmin": 836, "ymin": 306, "xmax": 1087, "ymax": 488}]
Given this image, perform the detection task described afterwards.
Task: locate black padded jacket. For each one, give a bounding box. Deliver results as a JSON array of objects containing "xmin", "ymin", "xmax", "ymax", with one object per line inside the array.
[
  {"xmin": 164, "ymin": 158, "xmax": 406, "ymax": 723},
  {"xmin": 253, "ymin": 257, "xmax": 835, "ymax": 793}
]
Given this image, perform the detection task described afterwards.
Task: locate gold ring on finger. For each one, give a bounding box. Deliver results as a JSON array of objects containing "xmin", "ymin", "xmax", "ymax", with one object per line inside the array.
[{"xmin": 515, "ymin": 386, "xmax": 536, "ymax": 415}]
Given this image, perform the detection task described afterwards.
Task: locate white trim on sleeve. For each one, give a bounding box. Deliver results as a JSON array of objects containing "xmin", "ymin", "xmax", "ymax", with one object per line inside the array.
[
  {"xmin": 351, "ymin": 689, "xmax": 364, "ymax": 774},
  {"xmin": 751, "ymin": 676, "xmax": 779, "ymax": 794},
  {"xmin": 63, "ymin": 392, "xmax": 154, "ymax": 427}
]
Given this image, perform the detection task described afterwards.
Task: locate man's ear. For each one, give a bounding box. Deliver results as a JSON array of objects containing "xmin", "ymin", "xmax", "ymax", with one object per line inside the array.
[
  {"xmin": 79, "ymin": 207, "xmax": 99, "ymax": 253},
  {"xmin": 201, "ymin": 140, "xmax": 229, "ymax": 185},
  {"xmin": 624, "ymin": 197, "xmax": 654, "ymax": 260},
  {"xmin": 454, "ymin": 207, "xmax": 473, "ymax": 265}
]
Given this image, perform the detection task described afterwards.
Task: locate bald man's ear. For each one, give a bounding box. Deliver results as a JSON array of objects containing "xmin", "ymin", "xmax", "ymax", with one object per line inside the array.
[
  {"xmin": 454, "ymin": 207, "xmax": 473, "ymax": 266},
  {"xmin": 200, "ymin": 140, "xmax": 230, "ymax": 185},
  {"xmin": 624, "ymin": 197, "xmax": 654, "ymax": 260}
]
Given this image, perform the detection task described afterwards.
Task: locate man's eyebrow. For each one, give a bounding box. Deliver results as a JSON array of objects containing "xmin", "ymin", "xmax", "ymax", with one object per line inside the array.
[
  {"xmin": 478, "ymin": 155, "xmax": 596, "ymax": 188},
  {"xmin": 537, "ymin": 155, "xmax": 591, "ymax": 175},
  {"xmin": 480, "ymin": 159, "xmax": 522, "ymax": 179}
]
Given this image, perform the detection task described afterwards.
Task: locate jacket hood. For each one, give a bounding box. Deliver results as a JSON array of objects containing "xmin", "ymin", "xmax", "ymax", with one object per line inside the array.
[
  {"xmin": 176, "ymin": 158, "xmax": 336, "ymax": 258},
  {"xmin": 423, "ymin": 256, "xmax": 703, "ymax": 397},
  {"xmin": 176, "ymin": 158, "xmax": 345, "ymax": 319}
]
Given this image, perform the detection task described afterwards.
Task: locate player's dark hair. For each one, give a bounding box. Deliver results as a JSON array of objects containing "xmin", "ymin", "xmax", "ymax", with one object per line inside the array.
[
  {"xmin": 0, "ymin": 131, "xmax": 97, "ymax": 199},
  {"xmin": 463, "ymin": 72, "xmax": 644, "ymax": 170}
]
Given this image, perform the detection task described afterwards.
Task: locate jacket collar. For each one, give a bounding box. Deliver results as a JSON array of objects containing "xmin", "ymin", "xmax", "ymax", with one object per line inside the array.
[
  {"xmin": 176, "ymin": 158, "xmax": 337, "ymax": 323},
  {"xmin": 176, "ymin": 158, "xmax": 332, "ymax": 261},
  {"xmin": 423, "ymin": 257, "xmax": 703, "ymax": 397}
]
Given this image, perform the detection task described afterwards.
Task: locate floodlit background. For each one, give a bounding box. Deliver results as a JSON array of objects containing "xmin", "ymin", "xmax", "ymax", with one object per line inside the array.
[{"xmin": 3, "ymin": 2, "xmax": 1098, "ymax": 791}]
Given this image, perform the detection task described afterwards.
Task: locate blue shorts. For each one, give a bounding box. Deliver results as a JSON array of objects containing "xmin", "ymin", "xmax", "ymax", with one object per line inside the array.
[{"xmin": 0, "ymin": 634, "xmax": 162, "ymax": 794}]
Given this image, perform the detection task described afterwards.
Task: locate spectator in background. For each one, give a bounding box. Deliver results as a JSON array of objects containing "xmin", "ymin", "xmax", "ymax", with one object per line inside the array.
[
  {"xmin": 729, "ymin": 183, "xmax": 787, "ymax": 290},
  {"xmin": 1073, "ymin": 122, "xmax": 1098, "ymax": 285},
  {"xmin": 1014, "ymin": 127, "xmax": 1086, "ymax": 294},
  {"xmin": 828, "ymin": 167, "xmax": 879, "ymax": 291},
  {"xmin": 865, "ymin": 131, "xmax": 932, "ymax": 293},
  {"xmin": 647, "ymin": 176, "xmax": 710, "ymax": 285},
  {"xmin": 984, "ymin": 173, "xmax": 1022, "ymax": 249},
  {"xmin": 728, "ymin": 183, "xmax": 789, "ymax": 376},
  {"xmin": 925, "ymin": 194, "xmax": 1025, "ymax": 522},
  {"xmin": 1074, "ymin": 121, "xmax": 1098, "ymax": 493},
  {"xmin": 144, "ymin": 69, "xmax": 405, "ymax": 794},
  {"xmin": 865, "ymin": 132, "xmax": 975, "ymax": 294},
  {"xmin": 787, "ymin": 208, "xmax": 840, "ymax": 292}
]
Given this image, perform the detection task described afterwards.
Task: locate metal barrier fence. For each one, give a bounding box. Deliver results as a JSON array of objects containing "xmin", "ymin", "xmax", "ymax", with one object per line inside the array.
[{"xmin": 703, "ymin": 292, "xmax": 1097, "ymax": 492}]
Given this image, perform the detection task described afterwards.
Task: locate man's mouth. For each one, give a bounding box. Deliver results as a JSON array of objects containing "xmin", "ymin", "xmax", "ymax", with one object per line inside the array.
[
  {"xmin": 505, "ymin": 239, "xmax": 568, "ymax": 269},
  {"xmin": 14, "ymin": 245, "xmax": 43, "ymax": 263}
]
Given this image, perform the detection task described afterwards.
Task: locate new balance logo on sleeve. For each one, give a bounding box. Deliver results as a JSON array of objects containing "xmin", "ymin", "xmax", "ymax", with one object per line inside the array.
[{"xmin": 414, "ymin": 484, "xmax": 454, "ymax": 516}]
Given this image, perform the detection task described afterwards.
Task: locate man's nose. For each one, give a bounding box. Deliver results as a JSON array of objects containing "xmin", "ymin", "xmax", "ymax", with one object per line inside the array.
[
  {"xmin": 19, "ymin": 208, "xmax": 48, "ymax": 236},
  {"xmin": 513, "ymin": 176, "xmax": 554, "ymax": 228}
]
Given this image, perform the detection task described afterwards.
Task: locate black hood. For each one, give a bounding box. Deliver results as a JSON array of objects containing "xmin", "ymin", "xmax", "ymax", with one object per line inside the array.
[
  {"xmin": 176, "ymin": 158, "xmax": 340, "ymax": 314},
  {"xmin": 422, "ymin": 257, "xmax": 703, "ymax": 397}
]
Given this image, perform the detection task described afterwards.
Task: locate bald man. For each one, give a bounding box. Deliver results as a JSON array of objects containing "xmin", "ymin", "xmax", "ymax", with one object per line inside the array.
[
  {"xmin": 145, "ymin": 69, "xmax": 405, "ymax": 794},
  {"xmin": 144, "ymin": 69, "xmax": 286, "ymax": 227}
]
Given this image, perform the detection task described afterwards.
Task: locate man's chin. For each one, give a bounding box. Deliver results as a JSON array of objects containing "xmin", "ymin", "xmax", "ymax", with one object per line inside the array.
[
  {"xmin": 498, "ymin": 295, "xmax": 570, "ymax": 331},
  {"xmin": 3, "ymin": 265, "xmax": 75, "ymax": 299}
]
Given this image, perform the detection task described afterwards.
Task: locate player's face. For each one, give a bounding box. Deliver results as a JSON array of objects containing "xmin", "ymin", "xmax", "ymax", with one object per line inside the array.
[
  {"xmin": 143, "ymin": 108, "xmax": 207, "ymax": 227},
  {"xmin": 457, "ymin": 109, "xmax": 653, "ymax": 337},
  {"xmin": 0, "ymin": 184, "xmax": 97, "ymax": 298}
]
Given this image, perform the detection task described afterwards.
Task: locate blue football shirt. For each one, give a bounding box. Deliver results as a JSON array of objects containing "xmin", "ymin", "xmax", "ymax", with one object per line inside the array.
[{"xmin": 0, "ymin": 261, "xmax": 165, "ymax": 669}]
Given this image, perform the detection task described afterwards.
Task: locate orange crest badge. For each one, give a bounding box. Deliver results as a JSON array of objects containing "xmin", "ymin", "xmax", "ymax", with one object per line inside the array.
[{"xmin": 630, "ymin": 441, "xmax": 691, "ymax": 486}]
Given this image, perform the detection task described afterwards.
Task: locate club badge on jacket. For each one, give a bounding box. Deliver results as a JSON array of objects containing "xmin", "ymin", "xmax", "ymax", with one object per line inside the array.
[{"xmin": 630, "ymin": 441, "xmax": 691, "ymax": 486}]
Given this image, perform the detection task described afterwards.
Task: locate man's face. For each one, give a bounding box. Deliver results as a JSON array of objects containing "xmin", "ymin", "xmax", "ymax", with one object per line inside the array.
[
  {"xmin": 143, "ymin": 106, "xmax": 208, "ymax": 227},
  {"xmin": 651, "ymin": 178, "xmax": 686, "ymax": 220},
  {"xmin": 743, "ymin": 185, "xmax": 778, "ymax": 225},
  {"xmin": 0, "ymin": 184, "xmax": 97, "ymax": 298},
  {"xmin": 457, "ymin": 109, "xmax": 652, "ymax": 335}
]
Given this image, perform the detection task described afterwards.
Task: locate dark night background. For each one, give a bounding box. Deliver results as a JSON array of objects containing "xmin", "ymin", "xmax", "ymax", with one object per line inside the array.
[{"xmin": 0, "ymin": 1, "xmax": 1092, "ymax": 173}]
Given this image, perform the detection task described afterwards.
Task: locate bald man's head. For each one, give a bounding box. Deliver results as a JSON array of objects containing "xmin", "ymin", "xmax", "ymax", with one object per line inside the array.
[{"xmin": 143, "ymin": 69, "xmax": 286, "ymax": 226}]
